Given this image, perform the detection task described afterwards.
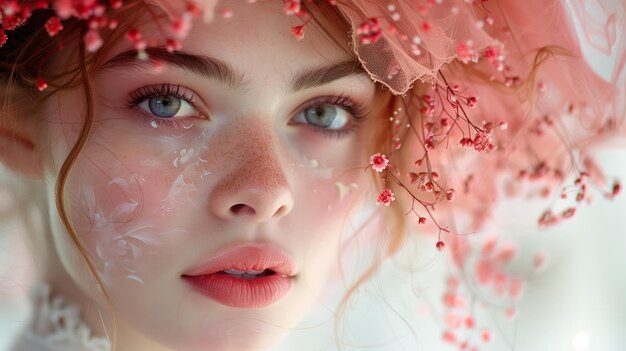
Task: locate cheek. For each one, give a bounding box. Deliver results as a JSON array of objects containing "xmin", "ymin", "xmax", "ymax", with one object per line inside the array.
[{"xmin": 57, "ymin": 133, "xmax": 193, "ymax": 289}]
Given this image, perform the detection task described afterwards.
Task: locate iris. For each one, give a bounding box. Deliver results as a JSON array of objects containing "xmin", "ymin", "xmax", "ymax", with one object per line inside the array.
[
  {"xmin": 304, "ymin": 104, "xmax": 338, "ymax": 128},
  {"xmin": 149, "ymin": 95, "xmax": 181, "ymax": 118}
]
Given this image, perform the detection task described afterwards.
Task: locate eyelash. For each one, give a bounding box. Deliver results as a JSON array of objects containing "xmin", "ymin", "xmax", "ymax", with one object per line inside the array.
[
  {"xmin": 126, "ymin": 83, "xmax": 203, "ymax": 129},
  {"xmin": 125, "ymin": 83, "xmax": 370, "ymax": 139},
  {"xmin": 300, "ymin": 94, "xmax": 370, "ymax": 139}
]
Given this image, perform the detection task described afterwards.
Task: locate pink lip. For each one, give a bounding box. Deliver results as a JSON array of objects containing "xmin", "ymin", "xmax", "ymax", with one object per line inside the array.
[{"xmin": 182, "ymin": 243, "xmax": 297, "ymax": 308}]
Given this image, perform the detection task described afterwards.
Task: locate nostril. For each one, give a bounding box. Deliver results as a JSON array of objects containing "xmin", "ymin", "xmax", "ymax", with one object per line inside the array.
[
  {"xmin": 230, "ymin": 204, "xmax": 255, "ymax": 216},
  {"xmin": 275, "ymin": 205, "xmax": 288, "ymax": 217}
]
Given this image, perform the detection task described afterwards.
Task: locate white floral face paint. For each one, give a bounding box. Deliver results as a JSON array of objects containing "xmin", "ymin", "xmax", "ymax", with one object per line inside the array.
[
  {"xmin": 294, "ymin": 154, "xmax": 334, "ymax": 179},
  {"xmin": 172, "ymin": 148, "xmax": 194, "ymax": 168},
  {"xmin": 41, "ymin": 2, "xmax": 392, "ymax": 351},
  {"xmin": 158, "ymin": 173, "xmax": 198, "ymax": 215},
  {"xmin": 336, "ymin": 182, "xmax": 360, "ymax": 201}
]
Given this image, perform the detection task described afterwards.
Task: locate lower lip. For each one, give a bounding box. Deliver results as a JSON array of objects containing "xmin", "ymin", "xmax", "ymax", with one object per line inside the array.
[{"xmin": 182, "ymin": 273, "xmax": 293, "ymax": 308}]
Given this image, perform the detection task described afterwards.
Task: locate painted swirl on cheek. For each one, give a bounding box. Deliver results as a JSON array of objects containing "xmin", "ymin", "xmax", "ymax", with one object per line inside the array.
[
  {"xmin": 77, "ymin": 180, "xmax": 186, "ymax": 286},
  {"xmin": 158, "ymin": 173, "xmax": 198, "ymax": 215},
  {"xmin": 293, "ymin": 154, "xmax": 334, "ymax": 180}
]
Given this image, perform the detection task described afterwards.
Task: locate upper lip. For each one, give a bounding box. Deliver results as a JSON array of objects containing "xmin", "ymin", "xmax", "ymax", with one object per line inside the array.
[{"xmin": 182, "ymin": 242, "xmax": 298, "ymax": 278}]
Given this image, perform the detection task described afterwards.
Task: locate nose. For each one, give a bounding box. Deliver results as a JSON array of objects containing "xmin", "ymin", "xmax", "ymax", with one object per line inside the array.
[{"xmin": 208, "ymin": 126, "xmax": 294, "ymax": 223}]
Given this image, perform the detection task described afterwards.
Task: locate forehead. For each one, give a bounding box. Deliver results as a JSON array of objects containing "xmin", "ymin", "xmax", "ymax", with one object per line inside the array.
[{"xmin": 99, "ymin": 1, "xmax": 354, "ymax": 77}]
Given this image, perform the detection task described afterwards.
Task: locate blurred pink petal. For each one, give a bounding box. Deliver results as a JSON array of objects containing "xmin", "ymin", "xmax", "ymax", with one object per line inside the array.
[{"xmin": 143, "ymin": 0, "xmax": 218, "ymax": 23}]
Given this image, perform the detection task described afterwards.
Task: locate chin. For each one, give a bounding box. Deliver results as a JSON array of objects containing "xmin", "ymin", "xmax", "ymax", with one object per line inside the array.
[{"xmin": 181, "ymin": 329, "xmax": 290, "ymax": 351}]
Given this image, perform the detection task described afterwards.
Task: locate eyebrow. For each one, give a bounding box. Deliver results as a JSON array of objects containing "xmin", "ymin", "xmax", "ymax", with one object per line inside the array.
[{"xmin": 97, "ymin": 47, "xmax": 366, "ymax": 93}]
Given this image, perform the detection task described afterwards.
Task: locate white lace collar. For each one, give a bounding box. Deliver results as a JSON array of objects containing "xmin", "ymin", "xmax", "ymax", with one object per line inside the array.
[{"xmin": 12, "ymin": 283, "xmax": 111, "ymax": 351}]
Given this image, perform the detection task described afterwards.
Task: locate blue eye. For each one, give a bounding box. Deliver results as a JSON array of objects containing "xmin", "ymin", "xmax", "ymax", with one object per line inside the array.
[
  {"xmin": 128, "ymin": 83, "xmax": 200, "ymax": 120},
  {"xmin": 298, "ymin": 104, "xmax": 350, "ymax": 129},
  {"xmin": 292, "ymin": 95, "xmax": 370, "ymax": 139},
  {"xmin": 137, "ymin": 95, "xmax": 197, "ymax": 118}
]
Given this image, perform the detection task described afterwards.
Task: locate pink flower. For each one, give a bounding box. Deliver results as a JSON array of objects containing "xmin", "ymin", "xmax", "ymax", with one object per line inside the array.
[
  {"xmin": 290, "ymin": 25, "xmax": 305, "ymax": 40},
  {"xmin": 55, "ymin": 0, "xmax": 73, "ymax": 19},
  {"xmin": 436, "ymin": 241, "xmax": 445, "ymax": 251},
  {"xmin": 45, "ymin": 16, "xmax": 64, "ymax": 37},
  {"xmin": 357, "ymin": 17, "xmax": 383, "ymax": 44},
  {"xmin": 456, "ymin": 41, "xmax": 476, "ymax": 63},
  {"xmin": 466, "ymin": 96, "xmax": 478, "ymax": 108},
  {"xmin": 36, "ymin": 78, "xmax": 48, "ymax": 92},
  {"xmin": 376, "ymin": 188, "xmax": 395, "ymax": 206},
  {"xmin": 369, "ymin": 153, "xmax": 389, "ymax": 172},
  {"xmin": 170, "ymin": 14, "xmax": 192, "ymax": 40},
  {"xmin": 472, "ymin": 131, "xmax": 496, "ymax": 152},
  {"xmin": 2, "ymin": 15, "xmax": 25, "ymax": 30},
  {"xmin": 84, "ymin": 29, "xmax": 103, "ymax": 52},
  {"xmin": 0, "ymin": 30, "xmax": 7, "ymax": 48},
  {"xmin": 483, "ymin": 45, "xmax": 500, "ymax": 63},
  {"xmin": 144, "ymin": 0, "xmax": 218, "ymax": 23},
  {"xmin": 166, "ymin": 38, "xmax": 182, "ymax": 52},
  {"xmin": 446, "ymin": 189, "xmax": 455, "ymax": 201},
  {"xmin": 284, "ymin": 0, "xmax": 304, "ymax": 16}
]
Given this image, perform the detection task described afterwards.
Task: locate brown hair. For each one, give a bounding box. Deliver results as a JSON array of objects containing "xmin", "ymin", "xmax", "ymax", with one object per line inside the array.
[{"xmin": 1, "ymin": 2, "xmax": 160, "ymax": 348}]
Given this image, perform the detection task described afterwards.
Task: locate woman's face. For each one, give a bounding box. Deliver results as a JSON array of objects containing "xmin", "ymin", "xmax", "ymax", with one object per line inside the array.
[{"xmin": 40, "ymin": 1, "xmax": 390, "ymax": 350}]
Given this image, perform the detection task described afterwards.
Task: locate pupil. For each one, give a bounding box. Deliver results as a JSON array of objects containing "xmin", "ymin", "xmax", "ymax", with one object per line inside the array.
[
  {"xmin": 149, "ymin": 96, "xmax": 181, "ymax": 118},
  {"xmin": 305, "ymin": 105, "xmax": 336, "ymax": 127}
]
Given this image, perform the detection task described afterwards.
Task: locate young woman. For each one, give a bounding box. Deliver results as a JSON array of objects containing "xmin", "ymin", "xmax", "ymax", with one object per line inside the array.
[{"xmin": 0, "ymin": 0, "xmax": 623, "ymax": 350}]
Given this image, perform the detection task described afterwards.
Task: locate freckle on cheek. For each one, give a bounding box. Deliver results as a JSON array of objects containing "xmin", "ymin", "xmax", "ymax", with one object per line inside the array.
[{"xmin": 207, "ymin": 121, "xmax": 288, "ymax": 190}]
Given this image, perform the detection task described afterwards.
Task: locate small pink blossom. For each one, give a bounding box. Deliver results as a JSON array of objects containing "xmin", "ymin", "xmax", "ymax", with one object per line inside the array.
[
  {"xmin": 0, "ymin": 30, "xmax": 7, "ymax": 48},
  {"xmin": 446, "ymin": 189, "xmax": 455, "ymax": 201},
  {"xmin": 442, "ymin": 330, "xmax": 456, "ymax": 344},
  {"xmin": 166, "ymin": 38, "xmax": 182, "ymax": 52},
  {"xmin": 186, "ymin": 2, "xmax": 202, "ymax": 17},
  {"xmin": 466, "ymin": 96, "xmax": 478, "ymax": 108},
  {"xmin": 356, "ymin": 17, "xmax": 383, "ymax": 44},
  {"xmin": 456, "ymin": 41, "xmax": 477, "ymax": 63},
  {"xmin": 608, "ymin": 180, "xmax": 621, "ymax": 199},
  {"xmin": 459, "ymin": 137, "xmax": 473, "ymax": 148},
  {"xmin": 481, "ymin": 329, "xmax": 492, "ymax": 343},
  {"xmin": 45, "ymin": 16, "xmax": 64, "ymax": 37},
  {"xmin": 220, "ymin": 7, "xmax": 233, "ymax": 19},
  {"xmin": 290, "ymin": 25, "xmax": 304, "ymax": 40},
  {"xmin": 472, "ymin": 131, "xmax": 496, "ymax": 152},
  {"xmin": 376, "ymin": 188, "xmax": 395, "ymax": 206},
  {"xmin": 36, "ymin": 77, "xmax": 48, "ymax": 91},
  {"xmin": 170, "ymin": 14, "xmax": 192, "ymax": 40},
  {"xmin": 55, "ymin": 0, "xmax": 74, "ymax": 19},
  {"xmin": 84, "ymin": 29, "xmax": 103, "ymax": 52},
  {"xmin": 483, "ymin": 45, "xmax": 500, "ymax": 63},
  {"xmin": 111, "ymin": 0, "xmax": 123, "ymax": 9},
  {"xmin": 369, "ymin": 153, "xmax": 389, "ymax": 172},
  {"xmin": 126, "ymin": 28, "xmax": 142, "ymax": 42},
  {"xmin": 284, "ymin": 0, "xmax": 301, "ymax": 15},
  {"xmin": 2, "ymin": 15, "xmax": 25, "ymax": 30},
  {"xmin": 425, "ymin": 136, "xmax": 437, "ymax": 151},
  {"xmin": 436, "ymin": 240, "xmax": 446, "ymax": 251},
  {"xmin": 2, "ymin": 0, "xmax": 21, "ymax": 15}
]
